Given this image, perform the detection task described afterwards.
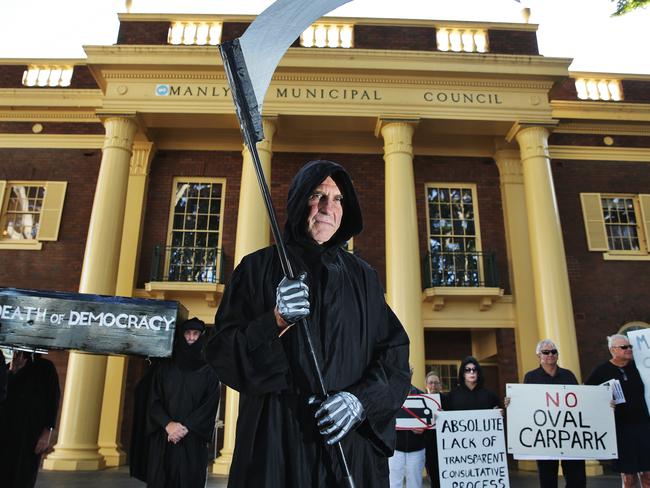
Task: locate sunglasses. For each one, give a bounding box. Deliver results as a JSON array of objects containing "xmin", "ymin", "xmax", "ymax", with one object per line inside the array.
[
  {"xmin": 540, "ymin": 349, "xmax": 558, "ymax": 355},
  {"xmin": 613, "ymin": 345, "xmax": 633, "ymax": 350},
  {"xmin": 464, "ymin": 367, "xmax": 477, "ymax": 373}
]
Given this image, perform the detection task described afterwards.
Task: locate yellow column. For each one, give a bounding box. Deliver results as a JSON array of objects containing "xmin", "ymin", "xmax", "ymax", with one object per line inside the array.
[
  {"xmin": 379, "ymin": 119, "xmax": 425, "ymax": 388},
  {"xmin": 213, "ymin": 118, "xmax": 276, "ymax": 474},
  {"xmin": 97, "ymin": 141, "xmax": 155, "ymax": 467},
  {"xmin": 43, "ymin": 116, "xmax": 138, "ymax": 471},
  {"xmin": 509, "ymin": 125, "xmax": 581, "ymax": 378},
  {"xmin": 493, "ymin": 148, "xmax": 540, "ymax": 378}
]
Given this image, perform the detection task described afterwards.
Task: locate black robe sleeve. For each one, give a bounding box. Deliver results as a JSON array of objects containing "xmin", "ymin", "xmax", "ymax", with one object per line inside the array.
[
  {"xmin": 346, "ymin": 302, "xmax": 411, "ymax": 456},
  {"xmin": 182, "ymin": 370, "xmax": 221, "ymax": 442},
  {"xmin": 148, "ymin": 364, "xmax": 173, "ymax": 433},
  {"xmin": 205, "ymin": 252, "xmax": 290, "ymax": 396}
]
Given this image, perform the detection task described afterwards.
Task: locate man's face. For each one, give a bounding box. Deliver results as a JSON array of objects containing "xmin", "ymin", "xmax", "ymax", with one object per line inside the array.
[
  {"xmin": 426, "ymin": 375, "xmax": 442, "ymax": 394},
  {"xmin": 537, "ymin": 342, "xmax": 558, "ymax": 367},
  {"xmin": 184, "ymin": 329, "xmax": 201, "ymax": 345},
  {"xmin": 306, "ymin": 176, "xmax": 343, "ymax": 244},
  {"xmin": 610, "ymin": 336, "xmax": 633, "ymax": 362}
]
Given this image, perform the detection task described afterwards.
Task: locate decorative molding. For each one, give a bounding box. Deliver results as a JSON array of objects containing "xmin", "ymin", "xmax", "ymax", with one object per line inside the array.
[
  {"xmin": 0, "ymin": 111, "xmax": 99, "ymax": 123},
  {"xmin": 549, "ymin": 145, "xmax": 650, "ymax": 162},
  {"xmin": 551, "ymin": 100, "xmax": 650, "ymax": 122},
  {"xmin": 102, "ymin": 117, "xmax": 138, "ymax": 152},
  {"xmin": 0, "ymin": 134, "xmax": 104, "ymax": 148},
  {"xmin": 554, "ymin": 122, "xmax": 650, "ymax": 136},
  {"xmin": 129, "ymin": 142, "xmax": 155, "ymax": 176},
  {"xmin": 422, "ymin": 287, "xmax": 505, "ymax": 312}
]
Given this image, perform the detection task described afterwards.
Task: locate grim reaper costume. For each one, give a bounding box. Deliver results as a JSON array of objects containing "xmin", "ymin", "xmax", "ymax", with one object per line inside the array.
[
  {"xmin": 205, "ymin": 160, "xmax": 411, "ymax": 487},
  {"xmin": 145, "ymin": 318, "xmax": 220, "ymax": 488},
  {"xmin": 0, "ymin": 353, "xmax": 60, "ymax": 488}
]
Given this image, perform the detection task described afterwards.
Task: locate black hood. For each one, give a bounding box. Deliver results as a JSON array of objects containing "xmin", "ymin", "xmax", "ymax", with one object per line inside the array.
[
  {"xmin": 457, "ymin": 355, "xmax": 485, "ymax": 388},
  {"xmin": 284, "ymin": 160, "xmax": 363, "ymax": 248},
  {"xmin": 173, "ymin": 318, "xmax": 207, "ymax": 371}
]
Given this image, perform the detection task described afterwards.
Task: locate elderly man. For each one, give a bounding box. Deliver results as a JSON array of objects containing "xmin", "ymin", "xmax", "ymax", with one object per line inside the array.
[
  {"xmin": 586, "ymin": 334, "xmax": 650, "ymax": 488},
  {"xmin": 522, "ymin": 339, "xmax": 586, "ymax": 488},
  {"xmin": 206, "ymin": 160, "xmax": 411, "ymax": 487},
  {"xmin": 424, "ymin": 370, "xmax": 442, "ymax": 488}
]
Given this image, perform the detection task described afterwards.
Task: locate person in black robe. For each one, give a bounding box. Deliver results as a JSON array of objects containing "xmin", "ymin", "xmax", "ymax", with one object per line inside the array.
[
  {"xmin": 145, "ymin": 317, "xmax": 220, "ymax": 488},
  {"xmin": 205, "ymin": 159, "xmax": 411, "ymax": 487},
  {"xmin": 0, "ymin": 350, "xmax": 60, "ymax": 488},
  {"xmin": 442, "ymin": 356, "xmax": 500, "ymax": 411}
]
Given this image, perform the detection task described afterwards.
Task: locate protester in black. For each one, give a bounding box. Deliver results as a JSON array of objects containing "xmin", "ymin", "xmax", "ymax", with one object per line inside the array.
[
  {"xmin": 205, "ymin": 160, "xmax": 411, "ymax": 487},
  {"xmin": 585, "ymin": 334, "xmax": 650, "ymax": 488},
  {"xmin": 0, "ymin": 350, "xmax": 60, "ymax": 488},
  {"xmin": 442, "ymin": 356, "xmax": 499, "ymax": 411},
  {"xmin": 522, "ymin": 339, "xmax": 586, "ymax": 488},
  {"xmin": 145, "ymin": 318, "xmax": 220, "ymax": 488}
]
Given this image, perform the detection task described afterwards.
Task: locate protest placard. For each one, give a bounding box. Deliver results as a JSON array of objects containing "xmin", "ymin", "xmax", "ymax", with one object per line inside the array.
[
  {"xmin": 396, "ymin": 393, "xmax": 441, "ymax": 430},
  {"xmin": 0, "ymin": 287, "xmax": 186, "ymax": 357},
  {"xmin": 436, "ymin": 409, "xmax": 509, "ymax": 488},
  {"xmin": 506, "ymin": 384, "xmax": 617, "ymax": 459},
  {"xmin": 628, "ymin": 328, "xmax": 650, "ymax": 416}
]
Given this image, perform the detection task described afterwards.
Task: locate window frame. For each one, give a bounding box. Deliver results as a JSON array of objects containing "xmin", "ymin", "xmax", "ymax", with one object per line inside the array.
[
  {"xmin": 164, "ymin": 177, "xmax": 226, "ymax": 283},
  {"xmin": 424, "ymin": 360, "xmax": 461, "ymax": 393},
  {"xmin": 580, "ymin": 192, "xmax": 650, "ymax": 260},
  {"xmin": 0, "ymin": 180, "xmax": 67, "ymax": 250},
  {"xmin": 424, "ymin": 182, "xmax": 485, "ymax": 287}
]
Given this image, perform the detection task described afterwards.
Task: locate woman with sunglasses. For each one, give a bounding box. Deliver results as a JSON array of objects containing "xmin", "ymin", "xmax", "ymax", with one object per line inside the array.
[
  {"xmin": 585, "ymin": 334, "xmax": 650, "ymax": 488},
  {"xmin": 441, "ymin": 356, "xmax": 500, "ymax": 412}
]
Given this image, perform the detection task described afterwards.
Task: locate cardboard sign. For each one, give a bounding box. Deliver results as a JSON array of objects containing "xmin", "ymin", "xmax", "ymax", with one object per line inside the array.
[
  {"xmin": 0, "ymin": 287, "xmax": 187, "ymax": 357},
  {"xmin": 436, "ymin": 409, "xmax": 509, "ymax": 488},
  {"xmin": 396, "ymin": 393, "xmax": 441, "ymax": 430},
  {"xmin": 506, "ymin": 384, "xmax": 617, "ymax": 460},
  {"xmin": 628, "ymin": 328, "xmax": 650, "ymax": 416}
]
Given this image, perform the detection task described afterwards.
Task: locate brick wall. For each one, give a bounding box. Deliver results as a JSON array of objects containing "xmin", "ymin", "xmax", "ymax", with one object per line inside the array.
[
  {"xmin": 552, "ymin": 159, "xmax": 650, "ymax": 378},
  {"xmin": 0, "ymin": 122, "xmax": 104, "ymax": 135},
  {"xmin": 550, "ymin": 133, "xmax": 650, "ymax": 148},
  {"xmin": 117, "ymin": 21, "xmax": 170, "ymax": 44},
  {"xmin": 354, "ymin": 26, "xmax": 437, "ymax": 51},
  {"xmin": 488, "ymin": 30, "xmax": 539, "ymax": 55},
  {"xmin": 0, "ymin": 147, "xmax": 102, "ymax": 411},
  {"xmin": 414, "ymin": 156, "xmax": 511, "ymax": 294}
]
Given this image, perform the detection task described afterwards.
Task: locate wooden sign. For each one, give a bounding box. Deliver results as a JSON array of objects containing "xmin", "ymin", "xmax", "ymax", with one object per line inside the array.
[{"xmin": 0, "ymin": 288, "xmax": 187, "ymax": 357}]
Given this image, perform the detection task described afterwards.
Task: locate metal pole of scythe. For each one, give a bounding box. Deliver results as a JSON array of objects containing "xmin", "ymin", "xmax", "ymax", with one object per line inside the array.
[{"xmin": 219, "ymin": 40, "xmax": 356, "ymax": 488}]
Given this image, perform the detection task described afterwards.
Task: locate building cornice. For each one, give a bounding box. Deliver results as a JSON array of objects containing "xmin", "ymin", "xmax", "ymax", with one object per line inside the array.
[
  {"xmin": 549, "ymin": 145, "xmax": 650, "ymax": 162},
  {"xmin": 551, "ymin": 100, "xmax": 650, "ymax": 122}
]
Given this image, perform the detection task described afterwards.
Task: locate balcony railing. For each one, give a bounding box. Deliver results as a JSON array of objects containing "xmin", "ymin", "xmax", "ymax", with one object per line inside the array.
[
  {"xmin": 422, "ymin": 250, "xmax": 498, "ymax": 288},
  {"xmin": 150, "ymin": 245, "xmax": 225, "ymax": 284}
]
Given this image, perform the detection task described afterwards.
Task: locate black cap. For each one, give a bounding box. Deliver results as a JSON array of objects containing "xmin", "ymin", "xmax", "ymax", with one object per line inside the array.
[{"xmin": 181, "ymin": 317, "xmax": 205, "ymax": 333}]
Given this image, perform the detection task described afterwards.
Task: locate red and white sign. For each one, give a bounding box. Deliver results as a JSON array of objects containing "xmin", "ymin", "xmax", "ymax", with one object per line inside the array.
[{"xmin": 396, "ymin": 393, "xmax": 441, "ymax": 430}]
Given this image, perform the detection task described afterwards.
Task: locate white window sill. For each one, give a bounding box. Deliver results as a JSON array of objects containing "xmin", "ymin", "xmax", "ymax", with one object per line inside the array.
[
  {"xmin": 0, "ymin": 240, "xmax": 43, "ymax": 250},
  {"xmin": 603, "ymin": 252, "xmax": 650, "ymax": 261}
]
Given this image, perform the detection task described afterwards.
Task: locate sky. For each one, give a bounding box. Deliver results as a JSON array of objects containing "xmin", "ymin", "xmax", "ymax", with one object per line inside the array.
[{"xmin": 0, "ymin": 0, "xmax": 649, "ymax": 75}]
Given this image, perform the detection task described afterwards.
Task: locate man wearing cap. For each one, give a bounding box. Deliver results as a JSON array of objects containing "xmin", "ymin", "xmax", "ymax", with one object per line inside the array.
[
  {"xmin": 206, "ymin": 160, "xmax": 411, "ymax": 487},
  {"xmin": 145, "ymin": 317, "xmax": 220, "ymax": 488},
  {"xmin": 519, "ymin": 339, "xmax": 586, "ymax": 488}
]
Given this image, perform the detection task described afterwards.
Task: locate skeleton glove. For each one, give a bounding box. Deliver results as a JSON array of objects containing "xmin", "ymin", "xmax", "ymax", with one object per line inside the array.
[
  {"xmin": 314, "ymin": 391, "xmax": 366, "ymax": 445},
  {"xmin": 275, "ymin": 273, "xmax": 310, "ymax": 324}
]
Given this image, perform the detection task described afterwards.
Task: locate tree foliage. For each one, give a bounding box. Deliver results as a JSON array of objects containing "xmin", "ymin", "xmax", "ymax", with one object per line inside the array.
[{"xmin": 611, "ymin": 0, "xmax": 650, "ymax": 16}]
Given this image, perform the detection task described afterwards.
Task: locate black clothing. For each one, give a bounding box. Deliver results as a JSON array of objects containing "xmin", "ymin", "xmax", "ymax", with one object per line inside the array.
[
  {"xmin": 395, "ymin": 386, "xmax": 426, "ymax": 453},
  {"xmin": 0, "ymin": 353, "xmax": 7, "ymax": 402},
  {"xmin": 146, "ymin": 331, "xmax": 220, "ymax": 488},
  {"xmin": 205, "ymin": 160, "xmax": 411, "ymax": 488},
  {"xmin": 129, "ymin": 360, "xmax": 160, "ymax": 482},
  {"xmin": 585, "ymin": 360, "xmax": 650, "ymax": 473},
  {"xmin": 424, "ymin": 429, "xmax": 440, "ymax": 488},
  {"xmin": 0, "ymin": 355, "xmax": 60, "ymax": 488},
  {"xmin": 523, "ymin": 366, "xmax": 578, "ymax": 385},
  {"xmin": 442, "ymin": 384, "xmax": 500, "ymax": 411},
  {"xmin": 524, "ymin": 365, "xmax": 585, "ymax": 488},
  {"xmin": 585, "ymin": 360, "xmax": 650, "ymax": 425}
]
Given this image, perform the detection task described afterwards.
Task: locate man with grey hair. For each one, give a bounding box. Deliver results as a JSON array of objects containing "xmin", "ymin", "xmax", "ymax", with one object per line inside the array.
[
  {"xmin": 523, "ymin": 339, "xmax": 586, "ymax": 487},
  {"xmin": 586, "ymin": 334, "xmax": 650, "ymax": 488}
]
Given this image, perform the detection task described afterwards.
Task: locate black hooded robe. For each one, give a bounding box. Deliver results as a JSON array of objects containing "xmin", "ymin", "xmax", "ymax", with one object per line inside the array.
[
  {"xmin": 205, "ymin": 160, "xmax": 411, "ymax": 487},
  {"xmin": 0, "ymin": 355, "xmax": 60, "ymax": 488},
  {"xmin": 145, "ymin": 333, "xmax": 220, "ymax": 488}
]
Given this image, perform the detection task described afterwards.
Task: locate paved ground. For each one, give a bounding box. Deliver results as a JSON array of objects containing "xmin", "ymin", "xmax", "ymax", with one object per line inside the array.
[{"xmin": 35, "ymin": 465, "xmax": 623, "ymax": 487}]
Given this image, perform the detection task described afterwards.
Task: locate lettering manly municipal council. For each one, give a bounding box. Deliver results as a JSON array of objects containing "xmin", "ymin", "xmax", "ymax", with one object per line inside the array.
[{"xmin": 0, "ymin": 303, "xmax": 173, "ymax": 332}]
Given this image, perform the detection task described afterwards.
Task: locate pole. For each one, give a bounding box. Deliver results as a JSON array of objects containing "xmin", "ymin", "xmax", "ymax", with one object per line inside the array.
[{"xmin": 220, "ymin": 40, "xmax": 355, "ymax": 488}]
